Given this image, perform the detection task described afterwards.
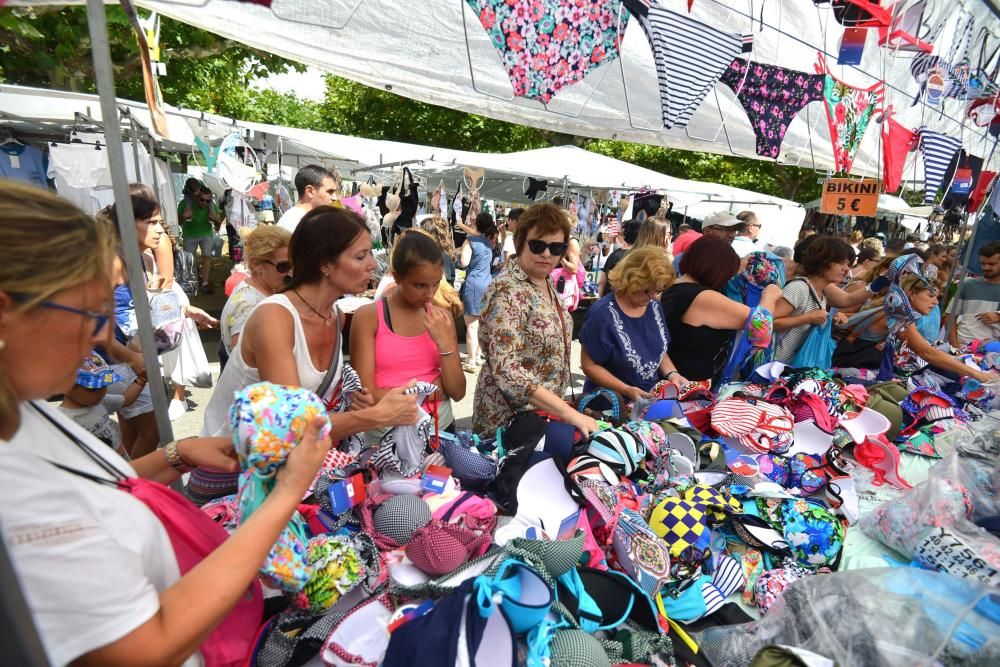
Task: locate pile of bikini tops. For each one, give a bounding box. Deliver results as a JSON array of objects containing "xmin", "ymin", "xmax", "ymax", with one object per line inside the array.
[{"xmin": 200, "ymin": 368, "xmax": 997, "ymax": 667}]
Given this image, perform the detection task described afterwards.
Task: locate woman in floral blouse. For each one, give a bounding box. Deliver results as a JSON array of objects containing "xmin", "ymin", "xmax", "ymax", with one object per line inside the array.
[{"xmin": 473, "ymin": 203, "xmax": 599, "ymax": 437}]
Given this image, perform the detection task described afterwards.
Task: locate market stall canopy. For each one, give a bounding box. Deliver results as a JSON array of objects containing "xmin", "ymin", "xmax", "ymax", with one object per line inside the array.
[
  {"xmin": 0, "ymin": 83, "xmax": 806, "ymax": 246},
  {"xmin": 26, "ymin": 0, "xmax": 996, "ymax": 190},
  {"xmin": 0, "ymin": 84, "xmax": 350, "ymax": 165}
]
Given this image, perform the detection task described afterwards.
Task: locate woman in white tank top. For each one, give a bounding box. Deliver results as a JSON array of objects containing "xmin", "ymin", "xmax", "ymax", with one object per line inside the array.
[{"xmin": 195, "ymin": 207, "xmax": 420, "ymax": 501}]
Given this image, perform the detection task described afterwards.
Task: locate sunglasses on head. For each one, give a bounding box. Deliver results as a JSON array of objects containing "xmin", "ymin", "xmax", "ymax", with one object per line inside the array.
[
  {"xmin": 261, "ymin": 259, "xmax": 292, "ymax": 273},
  {"xmin": 526, "ymin": 239, "xmax": 568, "ymax": 256}
]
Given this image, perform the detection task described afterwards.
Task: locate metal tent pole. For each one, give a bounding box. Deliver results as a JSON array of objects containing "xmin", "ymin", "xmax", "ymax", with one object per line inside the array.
[{"xmin": 87, "ymin": 0, "xmax": 174, "ymax": 446}]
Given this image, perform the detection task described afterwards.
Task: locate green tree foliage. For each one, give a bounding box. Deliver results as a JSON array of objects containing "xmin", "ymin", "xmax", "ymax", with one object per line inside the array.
[
  {"xmin": 0, "ymin": 6, "xmax": 301, "ymax": 114},
  {"xmin": 0, "ymin": 6, "xmax": 820, "ymax": 201}
]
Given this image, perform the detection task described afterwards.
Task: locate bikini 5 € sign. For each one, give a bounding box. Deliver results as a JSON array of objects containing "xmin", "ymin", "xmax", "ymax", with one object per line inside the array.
[{"xmin": 820, "ymin": 178, "xmax": 880, "ymax": 216}]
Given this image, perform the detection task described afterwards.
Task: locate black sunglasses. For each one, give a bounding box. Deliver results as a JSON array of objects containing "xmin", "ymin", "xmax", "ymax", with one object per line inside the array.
[
  {"xmin": 526, "ymin": 239, "xmax": 568, "ymax": 256},
  {"xmin": 261, "ymin": 259, "xmax": 292, "ymax": 273}
]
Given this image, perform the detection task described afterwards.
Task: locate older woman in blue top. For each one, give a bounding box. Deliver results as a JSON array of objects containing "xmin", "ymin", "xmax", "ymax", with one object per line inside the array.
[{"xmin": 579, "ymin": 247, "xmax": 687, "ymax": 401}]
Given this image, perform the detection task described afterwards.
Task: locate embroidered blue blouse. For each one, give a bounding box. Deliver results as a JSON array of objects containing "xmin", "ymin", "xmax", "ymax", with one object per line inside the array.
[{"xmin": 579, "ymin": 293, "xmax": 669, "ymax": 393}]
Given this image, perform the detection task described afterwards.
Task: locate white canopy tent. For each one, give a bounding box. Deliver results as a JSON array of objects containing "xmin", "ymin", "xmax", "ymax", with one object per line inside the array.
[
  {"xmin": 1, "ymin": 84, "xmax": 807, "ymax": 246},
  {"xmin": 60, "ymin": 0, "xmax": 999, "ymax": 193}
]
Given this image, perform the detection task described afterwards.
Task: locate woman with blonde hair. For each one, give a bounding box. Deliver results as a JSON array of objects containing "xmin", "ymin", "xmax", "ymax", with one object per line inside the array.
[
  {"xmin": 219, "ymin": 224, "xmax": 292, "ymax": 366},
  {"xmin": 0, "ymin": 181, "xmax": 335, "ymax": 665},
  {"xmin": 579, "ymin": 247, "xmax": 686, "ymax": 400},
  {"xmin": 634, "ymin": 217, "xmax": 672, "ymax": 254}
]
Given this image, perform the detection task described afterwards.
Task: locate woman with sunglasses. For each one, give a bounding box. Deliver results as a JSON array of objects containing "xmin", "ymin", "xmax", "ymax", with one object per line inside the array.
[
  {"xmin": 219, "ymin": 224, "xmax": 292, "ymax": 367},
  {"xmin": 473, "ymin": 203, "xmax": 599, "ymax": 438},
  {"xmin": 579, "ymin": 247, "xmax": 687, "ymax": 402}
]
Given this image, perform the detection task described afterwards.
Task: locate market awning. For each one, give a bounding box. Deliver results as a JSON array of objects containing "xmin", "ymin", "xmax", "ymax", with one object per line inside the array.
[{"xmin": 108, "ymin": 0, "xmax": 1000, "ymax": 187}]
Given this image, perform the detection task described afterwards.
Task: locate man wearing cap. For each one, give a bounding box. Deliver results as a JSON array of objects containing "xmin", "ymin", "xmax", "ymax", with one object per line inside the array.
[
  {"xmin": 673, "ymin": 212, "xmax": 742, "ymax": 274},
  {"xmin": 731, "ymin": 211, "xmax": 762, "ymax": 258}
]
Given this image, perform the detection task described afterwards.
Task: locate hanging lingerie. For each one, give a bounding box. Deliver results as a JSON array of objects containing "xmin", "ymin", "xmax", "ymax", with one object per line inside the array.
[
  {"xmin": 465, "ymin": 0, "xmax": 629, "ymax": 104},
  {"xmin": 719, "ymin": 58, "xmax": 825, "ymax": 159},
  {"xmin": 916, "ymin": 128, "xmax": 963, "ymax": 205},
  {"xmin": 816, "ymin": 53, "xmax": 884, "ymax": 174},
  {"xmin": 941, "ymin": 151, "xmax": 984, "ymax": 211},
  {"xmin": 881, "ymin": 109, "xmax": 917, "ymax": 193},
  {"xmin": 524, "ymin": 177, "xmax": 548, "ymax": 201},
  {"xmin": 637, "ymin": 5, "xmax": 744, "ymax": 130},
  {"xmin": 909, "ymin": 17, "xmax": 974, "ymax": 105},
  {"xmin": 878, "ymin": 0, "xmax": 933, "ymax": 53}
]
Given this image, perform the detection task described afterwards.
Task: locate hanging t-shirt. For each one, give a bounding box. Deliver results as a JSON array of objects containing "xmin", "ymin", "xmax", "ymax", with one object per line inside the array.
[
  {"xmin": 0, "ymin": 143, "xmax": 48, "ymax": 189},
  {"xmin": 579, "ymin": 294, "xmax": 669, "ymax": 393},
  {"xmin": 0, "ymin": 402, "xmax": 199, "ymax": 667}
]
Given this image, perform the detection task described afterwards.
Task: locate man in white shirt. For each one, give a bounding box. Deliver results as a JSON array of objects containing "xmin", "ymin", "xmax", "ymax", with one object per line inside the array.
[
  {"xmin": 731, "ymin": 210, "xmax": 761, "ymax": 258},
  {"xmin": 948, "ymin": 242, "xmax": 1000, "ymax": 346},
  {"xmin": 277, "ymin": 164, "xmax": 338, "ymax": 233}
]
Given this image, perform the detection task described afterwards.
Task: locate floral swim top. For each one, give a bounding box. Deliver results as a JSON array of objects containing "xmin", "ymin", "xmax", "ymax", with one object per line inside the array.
[{"xmin": 472, "ymin": 258, "xmax": 572, "ymax": 435}]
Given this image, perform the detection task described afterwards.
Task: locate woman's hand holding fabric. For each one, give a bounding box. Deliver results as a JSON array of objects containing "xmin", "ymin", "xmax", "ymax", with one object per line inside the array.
[
  {"xmin": 274, "ymin": 418, "xmax": 332, "ymax": 499},
  {"xmin": 623, "ymin": 386, "xmax": 654, "ymax": 402},
  {"xmin": 373, "ymin": 382, "xmax": 420, "ymax": 427},
  {"xmin": 566, "ymin": 410, "xmax": 599, "ymax": 439}
]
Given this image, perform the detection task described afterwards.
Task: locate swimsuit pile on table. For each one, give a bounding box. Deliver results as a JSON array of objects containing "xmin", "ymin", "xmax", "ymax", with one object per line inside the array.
[{"xmin": 203, "ymin": 360, "xmax": 1000, "ymax": 666}]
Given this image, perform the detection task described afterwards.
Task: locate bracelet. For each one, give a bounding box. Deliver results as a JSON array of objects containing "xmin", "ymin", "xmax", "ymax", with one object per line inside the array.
[
  {"xmin": 164, "ymin": 440, "xmax": 192, "ymax": 474},
  {"xmin": 664, "ymin": 370, "xmax": 677, "ymax": 380},
  {"xmin": 439, "ymin": 349, "xmax": 456, "ymax": 357}
]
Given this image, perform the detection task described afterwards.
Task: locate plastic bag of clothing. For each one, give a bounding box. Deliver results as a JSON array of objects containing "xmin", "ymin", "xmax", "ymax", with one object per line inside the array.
[
  {"xmin": 859, "ymin": 452, "xmax": 1000, "ymax": 585},
  {"xmin": 698, "ymin": 568, "xmax": 1000, "ymax": 667}
]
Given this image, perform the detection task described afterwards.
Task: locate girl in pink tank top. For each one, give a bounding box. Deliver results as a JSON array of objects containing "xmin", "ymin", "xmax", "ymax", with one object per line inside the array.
[{"xmin": 350, "ymin": 230, "xmax": 467, "ymax": 430}]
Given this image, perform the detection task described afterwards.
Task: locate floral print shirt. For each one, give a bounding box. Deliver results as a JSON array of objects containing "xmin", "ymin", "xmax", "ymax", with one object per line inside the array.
[
  {"xmin": 472, "ymin": 258, "xmax": 572, "ymax": 435},
  {"xmin": 220, "ymin": 280, "xmax": 266, "ymax": 355}
]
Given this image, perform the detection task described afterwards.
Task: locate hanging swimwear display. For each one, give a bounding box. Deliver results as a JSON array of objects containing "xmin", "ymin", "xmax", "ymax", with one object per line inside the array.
[
  {"xmin": 816, "ymin": 53, "xmax": 884, "ymax": 174},
  {"xmin": 465, "ymin": 0, "xmax": 629, "ymax": 104},
  {"xmin": 917, "ymin": 128, "xmax": 963, "ymax": 205},
  {"xmin": 719, "ymin": 58, "xmax": 826, "ymax": 159},
  {"xmin": 637, "ymin": 5, "xmax": 744, "ymax": 130},
  {"xmin": 881, "ymin": 109, "xmax": 918, "ymax": 194}
]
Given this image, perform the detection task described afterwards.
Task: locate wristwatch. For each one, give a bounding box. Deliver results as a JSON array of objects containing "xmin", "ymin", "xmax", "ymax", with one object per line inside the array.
[{"xmin": 164, "ymin": 440, "xmax": 192, "ymax": 474}]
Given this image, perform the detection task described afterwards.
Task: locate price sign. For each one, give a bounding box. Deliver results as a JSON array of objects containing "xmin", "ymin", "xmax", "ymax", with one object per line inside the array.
[{"xmin": 820, "ymin": 178, "xmax": 880, "ymax": 216}]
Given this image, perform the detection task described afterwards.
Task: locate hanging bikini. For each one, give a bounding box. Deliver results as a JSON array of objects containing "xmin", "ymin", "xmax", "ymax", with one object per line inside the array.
[
  {"xmin": 917, "ymin": 128, "xmax": 963, "ymax": 205},
  {"xmin": 719, "ymin": 58, "xmax": 826, "ymax": 159},
  {"xmin": 637, "ymin": 5, "xmax": 745, "ymax": 130},
  {"xmin": 909, "ymin": 16, "xmax": 974, "ymax": 107},
  {"xmin": 464, "ymin": 0, "xmax": 629, "ymax": 103},
  {"xmin": 815, "ymin": 53, "xmax": 885, "ymax": 173},
  {"xmin": 881, "ymin": 107, "xmax": 918, "ymax": 193}
]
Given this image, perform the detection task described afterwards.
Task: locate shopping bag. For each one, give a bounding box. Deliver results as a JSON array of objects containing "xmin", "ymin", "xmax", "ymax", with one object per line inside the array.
[{"xmin": 791, "ymin": 311, "xmax": 836, "ymax": 369}]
